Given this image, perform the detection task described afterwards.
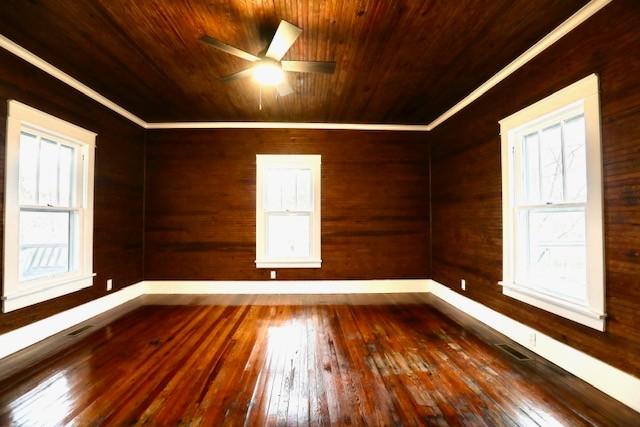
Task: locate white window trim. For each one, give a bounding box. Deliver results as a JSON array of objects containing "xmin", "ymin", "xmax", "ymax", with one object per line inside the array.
[
  {"xmin": 499, "ymin": 74, "xmax": 605, "ymax": 331},
  {"xmin": 3, "ymin": 100, "xmax": 96, "ymax": 312},
  {"xmin": 255, "ymin": 154, "xmax": 321, "ymax": 269}
]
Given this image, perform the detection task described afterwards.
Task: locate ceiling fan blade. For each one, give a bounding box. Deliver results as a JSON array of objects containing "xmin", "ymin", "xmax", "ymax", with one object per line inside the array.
[
  {"xmin": 200, "ymin": 35, "xmax": 260, "ymax": 62},
  {"xmin": 219, "ymin": 68, "xmax": 254, "ymax": 82},
  {"xmin": 265, "ymin": 20, "xmax": 302, "ymax": 60},
  {"xmin": 275, "ymin": 79, "xmax": 294, "ymax": 97},
  {"xmin": 281, "ymin": 61, "xmax": 336, "ymax": 74}
]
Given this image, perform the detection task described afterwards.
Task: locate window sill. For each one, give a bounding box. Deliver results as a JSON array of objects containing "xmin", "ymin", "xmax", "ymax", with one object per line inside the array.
[
  {"xmin": 255, "ymin": 259, "xmax": 322, "ymax": 269},
  {"xmin": 500, "ymin": 281, "xmax": 606, "ymax": 331},
  {"xmin": 2, "ymin": 274, "xmax": 95, "ymax": 313}
]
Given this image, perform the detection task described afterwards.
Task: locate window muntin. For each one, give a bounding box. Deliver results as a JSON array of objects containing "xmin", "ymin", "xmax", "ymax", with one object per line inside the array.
[
  {"xmin": 264, "ymin": 168, "xmax": 313, "ymax": 259},
  {"xmin": 18, "ymin": 130, "xmax": 81, "ymax": 282},
  {"xmin": 256, "ymin": 155, "xmax": 321, "ymax": 268},
  {"xmin": 3, "ymin": 101, "xmax": 95, "ymax": 313},
  {"xmin": 500, "ymin": 74, "xmax": 605, "ymax": 331},
  {"xmin": 513, "ymin": 108, "xmax": 588, "ymax": 304}
]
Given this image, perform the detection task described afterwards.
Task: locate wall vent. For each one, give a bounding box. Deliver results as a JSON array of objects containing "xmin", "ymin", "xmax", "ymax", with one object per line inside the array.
[
  {"xmin": 67, "ymin": 325, "xmax": 93, "ymax": 337},
  {"xmin": 496, "ymin": 343, "xmax": 531, "ymax": 361}
]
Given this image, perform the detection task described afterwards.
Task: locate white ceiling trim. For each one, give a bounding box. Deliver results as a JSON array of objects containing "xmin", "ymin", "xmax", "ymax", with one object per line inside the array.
[
  {"xmin": 145, "ymin": 121, "xmax": 428, "ymax": 131},
  {"xmin": 425, "ymin": 0, "xmax": 612, "ymax": 130},
  {"xmin": 0, "ymin": 34, "xmax": 147, "ymax": 128},
  {"xmin": 0, "ymin": 0, "xmax": 611, "ymax": 132}
]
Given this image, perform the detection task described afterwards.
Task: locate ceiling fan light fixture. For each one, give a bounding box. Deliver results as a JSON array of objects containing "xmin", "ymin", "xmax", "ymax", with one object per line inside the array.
[
  {"xmin": 252, "ymin": 61, "xmax": 284, "ymax": 86},
  {"xmin": 202, "ymin": 20, "xmax": 335, "ymax": 96}
]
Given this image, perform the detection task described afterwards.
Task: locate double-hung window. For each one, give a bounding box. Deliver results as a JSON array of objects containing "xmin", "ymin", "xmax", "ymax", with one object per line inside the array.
[
  {"xmin": 500, "ymin": 75, "xmax": 605, "ymax": 330},
  {"xmin": 3, "ymin": 101, "xmax": 96, "ymax": 312},
  {"xmin": 256, "ymin": 155, "xmax": 321, "ymax": 268}
]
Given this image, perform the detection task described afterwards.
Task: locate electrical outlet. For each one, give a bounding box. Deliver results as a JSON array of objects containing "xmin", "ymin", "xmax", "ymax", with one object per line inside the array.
[
  {"xmin": 528, "ymin": 332, "xmax": 537, "ymax": 347},
  {"xmin": 461, "ymin": 279, "xmax": 466, "ymax": 291},
  {"xmin": 270, "ymin": 270, "xmax": 276, "ymax": 280},
  {"xmin": 106, "ymin": 279, "xmax": 113, "ymax": 291}
]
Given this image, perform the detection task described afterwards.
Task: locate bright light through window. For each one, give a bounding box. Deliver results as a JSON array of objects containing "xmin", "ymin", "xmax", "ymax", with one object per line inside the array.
[
  {"xmin": 515, "ymin": 114, "xmax": 588, "ymax": 302},
  {"xmin": 256, "ymin": 155, "xmax": 321, "ymax": 268},
  {"xmin": 3, "ymin": 101, "xmax": 96, "ymax": 313},
  {"xmin": 500, "ymin": 75, "xmax": 605, "ymax": 331},
  {"xmin": 18, "ymin": 132, "xmax": 78, "ymax": 281}
]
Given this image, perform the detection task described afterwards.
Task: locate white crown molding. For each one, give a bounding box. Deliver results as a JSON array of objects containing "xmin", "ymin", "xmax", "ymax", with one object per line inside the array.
[
  {"xmin": 145, "ymin": 121, "xmax": 429, "ymax": 131},
  {"xmin": 0, "ymin": 34, "xmax": 147, "ymax": 128},
  {"xmin": 0, "ymin": 0, "xmax": 611, "ymax": 131},
  {"xmin": 425, "ymin": 0, "xmax": 613, "ymax": 130}
]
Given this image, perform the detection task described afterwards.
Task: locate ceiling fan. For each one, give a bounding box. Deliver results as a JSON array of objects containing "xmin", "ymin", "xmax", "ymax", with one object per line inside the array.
[{"xmin": 200, "ymin": 20, "xmax": 336, "ymax": 96}]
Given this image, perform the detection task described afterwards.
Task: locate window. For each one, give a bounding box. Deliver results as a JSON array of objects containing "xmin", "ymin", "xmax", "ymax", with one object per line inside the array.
[
  {"xmin": 3, "ymin": 101, "xmax": 95, "ymax": 312},
  {"xmin": 256, "ymin": 155, "xmax": 321, "ymax": 268},
  {"xmin": 500, "ymin": 74, "xmax": 605, "ymax": 331}
]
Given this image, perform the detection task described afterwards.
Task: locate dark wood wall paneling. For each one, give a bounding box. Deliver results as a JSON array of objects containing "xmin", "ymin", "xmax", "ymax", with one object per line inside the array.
[
  {"xmin": 429, "ymin": 0, "xmax": 640, "ymax": 377},
  {"xmin": 144, "ymin": 129, "xmax": 430, "ymax": 280},
  {"xmin": 0, "ymin": 50, "xmax": 145, "ymax": 334},
  {"xmin": 0, "ymin": 0, "xmax": 587, "ymax": 123}
]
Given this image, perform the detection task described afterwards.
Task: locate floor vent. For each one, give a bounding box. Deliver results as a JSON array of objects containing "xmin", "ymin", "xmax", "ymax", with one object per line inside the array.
[
  {"xmin": 496, "ymin": 343, "xmax": 531, "ymax": 361},
  {"xmin": 67, "ymin": 325, "xmax": 93, "ymax": 337}
]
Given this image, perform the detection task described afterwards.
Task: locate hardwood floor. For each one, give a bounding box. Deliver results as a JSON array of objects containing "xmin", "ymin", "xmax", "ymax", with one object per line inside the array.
[{"xmin": 0, "ymin": 294, "xmax": 637, "ymax": 426}]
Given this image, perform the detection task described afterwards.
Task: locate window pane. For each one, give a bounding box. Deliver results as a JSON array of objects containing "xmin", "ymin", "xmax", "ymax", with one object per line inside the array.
[
  {"xmin": 265, "ymin": 169, "xmax": 284, "ymax": 211},
  {"xmin": 59, "ymin": 145, "xmax": 74, "ymax": 207},
  {"xmin": 266, "ymin": 214, "xmax": 311, "ymax": 258},
  {"xmin": 522, "ymin": 133, "xmax": 540, "ymax": 203},
  {"xmin": 282, "ymin": 170, "xmax": 297, "ymax": 211},
  {"xmin": 540, "ymin": 124, "xmax": 564, "ymax": 202},
  {"xmin": 19, "ymin": 132, "xmax": 39, "ymax": 205},
  {"xmin": 296, "ymin": 169, "xmax": 312, "ymax": 210},
  {"xmin": 38, "ymin": 139, "xmax": 59, "ymax": 206},
  {"xmin": 524, "ymin": 208, "xmax": 586, "ymax": 301},
  {"xmin": 19, "ymin": 210, "xmax": 71, "ymax": 281},
  {"xmin": 529, "ymin": 208, "xmax": 585, "ymax": 243},
  {"xmin": 563, "ymin": 115, "xmax": 587, "ymax": 202},
  {"xmin": 265, "ymin": 168, "xmax": 313, "ymax": 212},
  {"xmin": 528, "ymin": 246, "xmax": 586, "ymax": 301}
]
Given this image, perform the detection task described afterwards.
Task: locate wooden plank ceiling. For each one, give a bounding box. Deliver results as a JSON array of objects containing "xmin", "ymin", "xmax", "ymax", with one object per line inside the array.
[{"xmin": 0, "ymin": 0, "xmax": 588, "ymax": 124}]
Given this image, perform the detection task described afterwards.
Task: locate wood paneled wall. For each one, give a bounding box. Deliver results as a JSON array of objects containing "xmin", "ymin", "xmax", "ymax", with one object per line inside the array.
[
  {"xmin": 0, "ymin": 50, "xmax": 145, "ymax": 334},
  {"xmin": 430, "ymin": 0, "xmax": 640, "ymax": 376},
  {"xmin": 144, "ymin": 129, "xmax": 429, "ymax": 280}
]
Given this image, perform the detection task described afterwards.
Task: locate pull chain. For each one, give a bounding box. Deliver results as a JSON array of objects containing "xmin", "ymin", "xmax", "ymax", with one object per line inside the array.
[{"xmin": 259, "ymin": 86, "xmax": 262, "ymax": 110}]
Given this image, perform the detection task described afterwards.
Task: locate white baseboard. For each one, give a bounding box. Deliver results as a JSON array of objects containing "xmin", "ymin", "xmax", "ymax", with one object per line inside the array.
[
  {"xmin": 144, "ymin": 279, "xmax": 430, "ymax": 295},
  {"xmin": 0, "ymin": 282, "xmax": 145, "ymax": 359},
  {"xmin": 0, "ymin": 279, "xmax": 427, "ymax": 360},
  {"xmin": 427, "ymin": 279, "xmax": 640, "ymax": 413},
  {"xmin": 1, "ymin": 278, "xmax": 637, "ymax": 414}
]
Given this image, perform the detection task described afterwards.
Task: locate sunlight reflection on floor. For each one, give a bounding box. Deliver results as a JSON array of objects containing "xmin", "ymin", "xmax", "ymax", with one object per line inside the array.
[
  {"xmin": 10, "ymin": 371, "xmax": 73, "ymax": 426},
  {"xmin": 257, "ymin": 318, "xmax": 314, "ymax": 424}
]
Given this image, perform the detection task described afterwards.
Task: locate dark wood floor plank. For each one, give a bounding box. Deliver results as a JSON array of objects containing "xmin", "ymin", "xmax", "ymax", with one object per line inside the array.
[
  {"xmin": 70, "ymin": 305, "xmax": 224, "ymax": 425},
  {"xmin": 0, "ymin": 294, "xmax": 637, "ymax": 426},
  {"xmin": 219, "ymin": 304, "xmax": 274, "ymax": 425}
]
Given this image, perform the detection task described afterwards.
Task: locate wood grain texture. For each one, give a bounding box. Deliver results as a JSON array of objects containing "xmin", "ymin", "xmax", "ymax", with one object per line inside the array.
[
  {"xmin": 0, "ymin": 0, "xmax": 587, "ymax": 123},
  {"xmin": 144, "ymin": 128, "xmax": 430, "ymax": 280},
  {"xmin": 1, "ymin": 294, "xmax": 637, "ymax": 426},
  {"xmin": 0, "ymin": 297, "xmax": 145, "ymax": 382},
  {"xmin": 430, "ymin": 0, "xmax": 640, "ymax": 377},
  {"xmin": 0, "ymin": 49, "xmax": 145, "ymax": 334}
]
